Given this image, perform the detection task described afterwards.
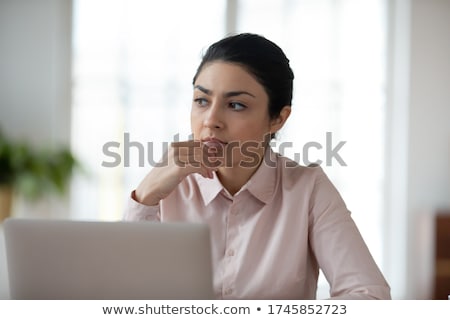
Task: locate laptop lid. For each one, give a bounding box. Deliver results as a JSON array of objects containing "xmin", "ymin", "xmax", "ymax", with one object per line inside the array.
[{"xmin": 4, "ymin": 218, "xmax": 214, "ymax": 300}]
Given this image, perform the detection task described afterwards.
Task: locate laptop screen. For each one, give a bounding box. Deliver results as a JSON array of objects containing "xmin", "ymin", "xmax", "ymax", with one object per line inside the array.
[{"xmin": 4, "ymin": 218, "xmax": 214, "ymax": 300}]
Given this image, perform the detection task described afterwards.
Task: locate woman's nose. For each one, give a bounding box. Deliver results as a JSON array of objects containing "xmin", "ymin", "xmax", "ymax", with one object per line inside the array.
[{"xmin": 203, "ymin": 103, "xmax": 224, "ymax": 129}]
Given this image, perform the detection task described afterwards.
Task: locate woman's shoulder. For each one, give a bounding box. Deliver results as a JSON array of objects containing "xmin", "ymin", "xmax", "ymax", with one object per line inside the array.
[
  {"xmin": 268, "ymin": 151, "xmax": 327, "ymax": 191},
  {"xmin": 274, "ymin": 151, "xmax": 324, "ymax": 175},
  {"xmin": 274, "ymin": 151, "xmax": 348, "ymax": 214}
]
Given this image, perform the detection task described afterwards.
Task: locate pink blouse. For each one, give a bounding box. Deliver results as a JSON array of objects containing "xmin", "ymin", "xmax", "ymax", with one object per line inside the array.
[{"xmin": 124, "ymin": 148, "xmax": 391, "ymax": 299}]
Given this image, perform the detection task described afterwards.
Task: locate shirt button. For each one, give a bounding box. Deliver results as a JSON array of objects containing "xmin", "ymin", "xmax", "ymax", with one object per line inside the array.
[
  {"xmin": 227, "ymin": 249, "xmax": 235, "ymax": 257},
  {"xmin": 225, "ymin": 288, "xmax": 233, "ymax": 295}
]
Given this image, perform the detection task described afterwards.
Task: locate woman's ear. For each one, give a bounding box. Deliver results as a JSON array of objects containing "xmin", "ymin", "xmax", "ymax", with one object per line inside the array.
[{"xmin": 270, "ymin": 106, "xmax": 291, "ymax": 133}]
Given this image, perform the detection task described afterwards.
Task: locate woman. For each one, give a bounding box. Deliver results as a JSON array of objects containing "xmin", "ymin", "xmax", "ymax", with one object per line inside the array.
[{"xmin": 124, "ymin": 33, "xmax": 391, "ymax": 299}]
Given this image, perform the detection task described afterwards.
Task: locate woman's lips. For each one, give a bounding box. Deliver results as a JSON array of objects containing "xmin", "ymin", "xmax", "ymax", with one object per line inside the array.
[
  {"xmin": 202, "ymin": 137, "xmax": 227, "ymax": 144},
  {"xmin": 202, "ymin": 139, "xmax": 226, "ymax": 155}
]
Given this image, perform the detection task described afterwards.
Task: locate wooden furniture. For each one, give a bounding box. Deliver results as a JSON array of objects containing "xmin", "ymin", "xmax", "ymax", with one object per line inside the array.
[{"xmin": 433, "ymin": 211, "xmax": 450, "ymax": 299}]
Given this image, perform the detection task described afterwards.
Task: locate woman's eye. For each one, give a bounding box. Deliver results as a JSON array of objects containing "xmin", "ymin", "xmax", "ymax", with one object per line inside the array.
[
  {"xmin": 229, "ymin": 102, "xmax": 246, "ymax": 111},
  {"xmin": 194, "ymin": 98, "xmax": 208, "ymax": 107}
]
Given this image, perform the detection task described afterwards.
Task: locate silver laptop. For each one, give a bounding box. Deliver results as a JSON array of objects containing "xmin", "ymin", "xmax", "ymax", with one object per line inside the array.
[{"xmin": 4, "ymin": 218, "xmax": 214, "ymax": 300}]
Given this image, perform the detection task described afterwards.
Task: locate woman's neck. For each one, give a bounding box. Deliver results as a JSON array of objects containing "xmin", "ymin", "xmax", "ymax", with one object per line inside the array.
[
  {"xmin": 216, "ymin": 166, "xmax": 256, "ymax": 196},
  {"xmin": 216, "ymin": 148, "xmax": 266, "ymax": 196}
]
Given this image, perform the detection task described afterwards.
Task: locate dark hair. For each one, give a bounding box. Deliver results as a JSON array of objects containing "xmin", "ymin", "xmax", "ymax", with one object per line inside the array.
[{"xmin": 193, "ymin": 33, "xmax": 294, "ymax": 138}]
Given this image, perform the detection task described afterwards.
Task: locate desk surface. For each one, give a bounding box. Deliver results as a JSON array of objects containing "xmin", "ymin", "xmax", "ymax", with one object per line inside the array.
[{"xmin": 0, "ymin": 225, "xmax": 11, "ymax": 299}]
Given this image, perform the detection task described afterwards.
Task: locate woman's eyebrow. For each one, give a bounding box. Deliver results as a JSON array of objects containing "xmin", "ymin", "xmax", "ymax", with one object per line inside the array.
[
  {"xmin": 194, "ymin": 85, "xmax": 256, "ymax": 98},
  {"xmin": 194, "ymin": 85, "xmax": 211, "ymax": 95},
  {"xmin": 224, "ymin": 91, "xmax": 255, "ymax": 98}
]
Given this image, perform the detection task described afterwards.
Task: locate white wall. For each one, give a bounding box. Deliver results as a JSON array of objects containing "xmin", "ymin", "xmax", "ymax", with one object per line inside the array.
[
  {"xmin": 385, "ymin": 0, "xmax": 450, "ymax": 299},
  {"xmin": 407, "ymin": 0, "xmax": 450, "ymax": 299},
  {"xmin": 0, "ymin": 0, "xmax": 72, "ymax": 218}
]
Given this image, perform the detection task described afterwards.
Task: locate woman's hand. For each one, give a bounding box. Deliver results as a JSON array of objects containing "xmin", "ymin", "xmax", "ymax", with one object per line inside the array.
[{"xmin": 134, "ymin": 140, "xmax": 222, "ymax": 206}]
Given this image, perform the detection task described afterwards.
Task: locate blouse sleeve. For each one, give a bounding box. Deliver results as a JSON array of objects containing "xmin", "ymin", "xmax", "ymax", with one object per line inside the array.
[
  {"xmin": 308, "ymin": 168, "xmax": 391, "ymax": 299},
  {"xmin": 123, "ymin": 190, "xmax": 161, "ymax": 221}
]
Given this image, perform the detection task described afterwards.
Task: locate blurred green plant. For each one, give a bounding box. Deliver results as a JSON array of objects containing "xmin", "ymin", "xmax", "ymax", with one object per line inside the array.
[{"xmin": 0, "ymin": 130, "xmax": 79, "ymax": 200}]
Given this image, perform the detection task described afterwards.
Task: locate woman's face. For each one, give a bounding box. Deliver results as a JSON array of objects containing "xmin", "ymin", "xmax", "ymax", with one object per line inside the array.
[{"xmin": 191, "ymin": 61, "xmax": 277, "ymax": 168}]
